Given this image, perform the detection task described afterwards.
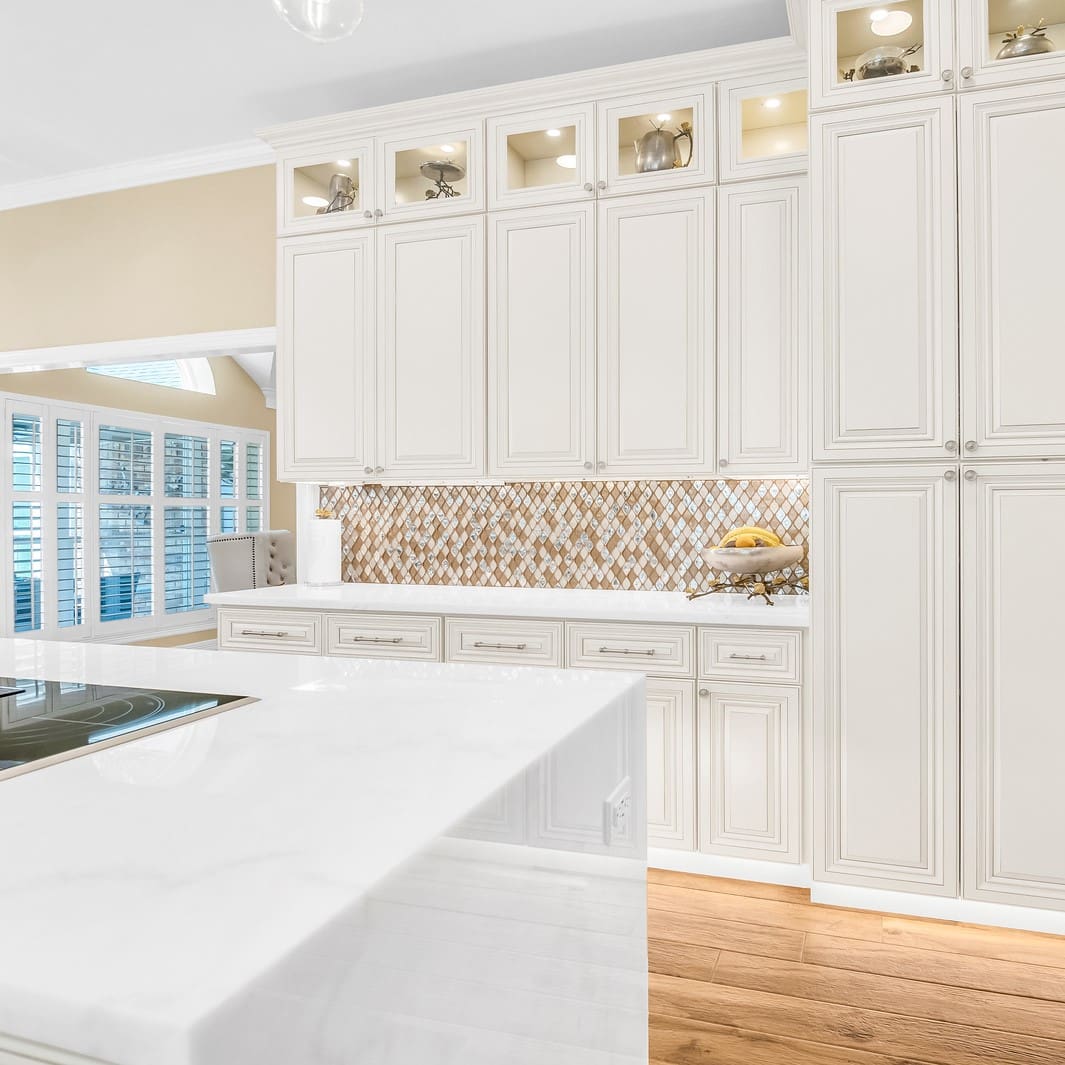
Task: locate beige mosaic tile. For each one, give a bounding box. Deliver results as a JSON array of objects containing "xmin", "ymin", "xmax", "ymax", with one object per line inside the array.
[{"xmin": 320, "ymin": 478, "xmax": 810, "ymax": 593}]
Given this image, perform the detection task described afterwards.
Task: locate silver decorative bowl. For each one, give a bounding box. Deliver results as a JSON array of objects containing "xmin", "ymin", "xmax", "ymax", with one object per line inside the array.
[{"xmin": 701, "ymin": 545, "xmax": 804, "ymax": 575}]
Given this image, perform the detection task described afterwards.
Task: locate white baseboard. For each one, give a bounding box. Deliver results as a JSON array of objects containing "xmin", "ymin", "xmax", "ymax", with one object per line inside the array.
[
  {"xmin": 648, "ymin": 848, "xmax": 813, "ymax": 888},
  {"xmin": 811, "ymin": 881, "xmax": 1065, "ymax": 937}
]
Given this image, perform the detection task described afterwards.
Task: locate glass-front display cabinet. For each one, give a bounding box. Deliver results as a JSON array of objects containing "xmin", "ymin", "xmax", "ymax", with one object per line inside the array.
[
  {"xmin": 810, "ymin": 0, "xmax": 955, "ymax": 109},
  {"xmin": 959, "ymin": 0, "xmax": 1065, "ymax": 86},
  {"xmin": 596, "ymin": 84, "xmax": 715, "ymax": 194},
  {"xmin": 720, "ymin": 71, "xmax": 808, "ymax": 180},
  {"xmin": 378, "ymin": 123, "xmax": 484, "ymax": 222},
  {"xmin": 280, "ymin": 140, "xmax": 375, "ymax": 235},
  {"xmin": 487, "ymin": 104, "xmax": 595, "ymax": 209}
]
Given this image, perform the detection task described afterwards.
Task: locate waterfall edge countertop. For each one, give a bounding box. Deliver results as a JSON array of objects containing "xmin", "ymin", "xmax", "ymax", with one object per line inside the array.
[
  {"xmin": 206, "ymin": 581, "xmax": 811, "ymax": 628},
  {"xmin": 0, "ymin": 638, "xmax": 643, "ymax": 1065}
]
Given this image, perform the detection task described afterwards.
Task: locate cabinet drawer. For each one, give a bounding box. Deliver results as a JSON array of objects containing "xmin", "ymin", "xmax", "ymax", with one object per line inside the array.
[
  {"xmin": 699, "ymin": 627, "xmax": 801, "ymax": 683},
  {"xmin": 326, "ymin": 613, "xmax": 441, "ymax": 661},
  {"xmin": 218, "ymin": 609, "xmax": 323, "ymax": 655},
  {"xmin": 566, "ymin": 622, "xmax": 694, "ymax": 677},
  {"xmin": 446, "ymin": 617, "xmax": 563, "ymax": 667}
]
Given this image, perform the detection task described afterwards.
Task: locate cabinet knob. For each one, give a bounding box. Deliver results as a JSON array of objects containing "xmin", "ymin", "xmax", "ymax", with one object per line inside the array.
[
  {"xmin": 941, "ymin": 69, "xmax": 954, "ymax": 82},
  {"xmin": 596, "ymin": 180, "xmax": 607, "ymax": 191},
  {"xmin": 597, "ymin": 460, "xmax": 606, "ymax": 470},
  {"xmin": 719, "ymin": 458, "xmax": 729, "ymax": 468},
  {"xmin": 965, "ymin": 440, "xmax": 978, "ymax": 452},
  {"xmin": 583, "ymin": 461, "xmax": 593, "ymax": 470},
  {"xmin": 944, "ymin": 469, "xmax": 957, "ymax": 482},
  {"xmin": 374, "ymin": 465, "xmax": 384, "ymax": 474},
  {"xmin": 363, "ymin": 210, "xmax": 373, "ymax": 220},
  {"xmin": 961, "ymin": 66, "xmax": 974, "ymax": 79},
  {"xmin": 964, "ymin": 469, "xmax": 978, "ymax": 481},
  {"xmin": 374, "ymin": 208, "xmax": 383, "ymax": 218},
  {"xmin": 945, "ymin": 440, "xmax": 958, "ymax": 453},
  {"xmin": 698, "ymin": 688, "xmax": 709, "ymax": 697},
  {"xmin": 363, "ymin": 466, "xmax": 373, "ymax": 475},
  {"xmin": 583, "ymin": 182, "xmax": 594, "ymax": 192}
]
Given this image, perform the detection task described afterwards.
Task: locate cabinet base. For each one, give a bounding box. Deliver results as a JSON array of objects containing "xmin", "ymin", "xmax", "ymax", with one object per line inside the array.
[{"xmin": 648, "ymin": 847, "xmax": 811, "ymax": 888}]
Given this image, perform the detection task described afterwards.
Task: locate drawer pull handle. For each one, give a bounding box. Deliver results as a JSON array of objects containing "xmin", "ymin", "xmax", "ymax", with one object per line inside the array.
[
  {"xmin": 240, "ymin": 629, "xmax": 291, "ymax": 638},
  {"xmin": 598, "ymin": 646, "xmax": 656, "ymax": 657},
  {"xmin": 350, "ymin": 636, "xmax": 404, "ymax": 644},
  {"xmin": 473, "ymin": 641, "xmax": 528, "ymax": 651},
  {"xmin": 729, "ymin": 653, "xmax": 768, "ymax": 661}
]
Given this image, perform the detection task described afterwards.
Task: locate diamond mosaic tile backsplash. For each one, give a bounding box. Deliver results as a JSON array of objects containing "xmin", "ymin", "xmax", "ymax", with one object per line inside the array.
[{"xmin": 320, "ymin": 478, "xmax": 809, "ymax": 593}]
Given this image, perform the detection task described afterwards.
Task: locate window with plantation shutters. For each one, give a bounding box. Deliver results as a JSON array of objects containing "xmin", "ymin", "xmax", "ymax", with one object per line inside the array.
[{"xmin": 1, "ymin": 393, "xmax": 268, "ymax": 640}]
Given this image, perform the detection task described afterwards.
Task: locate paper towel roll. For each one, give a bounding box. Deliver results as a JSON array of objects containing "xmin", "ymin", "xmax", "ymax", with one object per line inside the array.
[{"xmin": 304, "ymin": 519, "xmax": 342, "ymax": 586}]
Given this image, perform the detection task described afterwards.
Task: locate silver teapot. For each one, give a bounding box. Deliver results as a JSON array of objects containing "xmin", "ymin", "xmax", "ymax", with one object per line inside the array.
[
  {"xmin": 634, "ymin": 119, "xmax": 694, "ymax": 173},
  {"xmin": 997, "ymin": 21, "xmax": 1055, "ymax": 60}
]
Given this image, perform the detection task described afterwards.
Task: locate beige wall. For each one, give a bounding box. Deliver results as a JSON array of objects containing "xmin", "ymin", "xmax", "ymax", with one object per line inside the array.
[
  {"xmin": 0, "ymin": 166, "xmax": 275, "ymax": 351},
  {"xmin": 0, "ymin": 357, "xmax": 295, "ymax": 535}
]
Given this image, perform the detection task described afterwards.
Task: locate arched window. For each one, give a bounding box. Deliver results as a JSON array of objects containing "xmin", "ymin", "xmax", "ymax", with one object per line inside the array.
[{"xmin": 87, "ymin": 358, "xmax": 216, "ymax": 395}]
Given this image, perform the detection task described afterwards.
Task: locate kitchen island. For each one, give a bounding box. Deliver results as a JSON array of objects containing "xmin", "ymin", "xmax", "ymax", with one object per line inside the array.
[{"xmin": 0, "ymin": 638, "xmax": 647, "ymax": 1065}]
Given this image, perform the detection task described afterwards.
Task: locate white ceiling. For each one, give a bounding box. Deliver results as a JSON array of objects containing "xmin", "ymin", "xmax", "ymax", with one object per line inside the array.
[{"xmin": 0, "ymin": 0, "xmax": 790, "ymax": 186}]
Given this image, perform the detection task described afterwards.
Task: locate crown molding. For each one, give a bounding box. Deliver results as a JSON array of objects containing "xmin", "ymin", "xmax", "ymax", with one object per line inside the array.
[
  {"xmin": 0, "ymin": 140, "xmax": 276, "ymax": 213},
  {"xmin": 0, "ymin": 327, "xmax": 276, "ymax": 374},
  {"xmin": 786, "ymin": 0, "xmax": 809, "ymax": 50}
]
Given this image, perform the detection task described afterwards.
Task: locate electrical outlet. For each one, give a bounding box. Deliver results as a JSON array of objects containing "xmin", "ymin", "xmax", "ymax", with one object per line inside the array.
[{"xmin": 602, "ymin": 776, "xmax": 632, "ymax": 846}]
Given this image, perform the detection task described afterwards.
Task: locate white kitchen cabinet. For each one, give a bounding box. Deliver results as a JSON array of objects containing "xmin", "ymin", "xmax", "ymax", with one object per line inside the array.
[
  {"xmin": 645, "ymin": 679, "xmax": 696, "ymax": 851},
  {"xmin": 959, "ymin": 82, "xmax": 1065, "ymax": 458},
  {"xmin": 963, "ymin": 463, "xmax": 1065, "ymax": 911},
  {"xmin": 277, "ymin": 233, "xmax": 375, "ymax": 482},
  {"xmin": 376, "ymin": 216, "xmax": 486, "ymax": 481},
  {"xmin": 698, "ymin": 682, "xmax": 801, "ymax": 863},
  {"xmin": 488, "ymin": 204, "xmax": 596, "ymax": 479},
  {"xmin": 597, "ymin": 189, "xmax": 714, "ymax": 477},
  {"xmin": 279, "ymin": 138, "xmax": 376, "ymax": 236},
  {"xmin": 812, "ymin": 98, "xmax": 958, "ymax": 462},
  {"xmin": 718, "ymin": 69, "xmax": 808, "ymax": 181},
  {"xmin": 717, "ymin": 177, "xmax": 808, "ymax": 476},
  {"xmin": 813, "ymin": 465, "xmax": 959, "ymax": 895},
  {"xmin": 956, "ymin": 0, "xmax": 1065, "ymax": 89}
]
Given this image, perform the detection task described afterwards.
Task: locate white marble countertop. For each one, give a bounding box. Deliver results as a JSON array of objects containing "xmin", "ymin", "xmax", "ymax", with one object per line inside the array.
[
  {"xmin": 0, "ymin": 638, "xmax": 641, "ymax": 1065},
  {"xmin": 207, "ymin": 581, "xmax": 810, "ymax": 629}
]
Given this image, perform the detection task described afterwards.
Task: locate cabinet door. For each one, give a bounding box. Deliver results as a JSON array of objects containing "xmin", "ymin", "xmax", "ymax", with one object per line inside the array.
[
  {"xmin": 812, "ymin": 98, "xmax": 958, "ymax": 462},
  {"xmin": 957, "ymin": 0, "xmax": 1065, "ymax": 90},
  {"xmin": 598, "ymin": 189, "xmax": 714, "ymax": 477},
  {"xmin": 964, "ymin": 464, "xmax": 1065, "ymax": 910},
  {"xmin": 377, "ymin": 216, "xmax": 485, "ymax": 481},
  {"xmin": 277, "ymin": 233, "xmax": 375, "ymax": 482},
  {"xmin": 960, "ymin": 83, "xmax": 1065, "ymax": 458},
  {"xmin": 718, "ymin": 177, "xmax": 808, "ymax": 476},
  {"xmin": 698, "ymin": 682, "xmax": 801, "ymax": 863},
  {"xmin": 279, "ymin": 139, "xmax": 375, "ymax": 236},
  {"xmin": 646, "ymin": 679, "xmax": 696, "ymax": 851},
  {"xmin": 488, "ymin": 204, "xmax": 596, "ymax": 479},
  {"xmin": 718, "ymin": 69, "xmax": 808, "ymax": 182},
  {"xmin": 813, "ymin": 465, "xmax": 959, "ymax": 895}
]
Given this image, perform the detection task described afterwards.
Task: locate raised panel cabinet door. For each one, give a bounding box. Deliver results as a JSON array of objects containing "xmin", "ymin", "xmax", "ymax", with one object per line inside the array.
[
  {"xmin": 812, "ymin": 99, "xmax": 959, "ymax": 462},
  {"xmin": 278, "ymin": 233, "xmax": 375, "ymax": 482},
  {"xmin": 698, "ymin": 683, "xmax": 801, "ymax": 863},
  {"xmin": 488, "ymin": 204, "xmax": 596, "ymax": 478},
  {"xmin": 960, "ymin": 84, "xmax": 1065, "ymax": 458},
  {"xmin": 377, "ymin": 216, "xmax": 486, "ymax": 481},
  {"xmin": 813, "ymin": 466, "xmax": 960, "ymax": 895},
  {"xmin": 964, "ymin": 464, "xmax": 1065, "ymax": 911},
  {"xmin": 717, "ymin": 177, "xmax": 808, "ymax": 475},
  {"xmin": 598, "ymin": 189, "xmax": 714, "ymax": 477},
  {"xmin": 645, "ymin": 679, "xmax": 696, "ymax": 851}
]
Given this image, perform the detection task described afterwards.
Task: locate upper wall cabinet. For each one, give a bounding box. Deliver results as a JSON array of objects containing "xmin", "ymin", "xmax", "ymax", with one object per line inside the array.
[
  {"xmin": 719, "ymin": 71, "xmax": 809, "ymax": 180},
  {"xmin": 718, "ymin": 177, "xmax": 808, "ymax": 476},
  {"xmin": 812, "ymin": 97, "xmax": 958, "ymax": 462},
  {"xmin": 376, "ymin": 122, "xmax": 485, "ymax": 224},
  {"xmin": 809, "ymin": 0, "xmax": 957, "ymax": 110},
  {"xmin": 959, "ymin": 82, "xmax": 1065, "ymax": 457},
  {"xmin": 280, "ymin": 139, "xmax": 376, "ymax": 236},
  {"xmin": 596, "ymin": 84, "xmax": 716, "ymax": 196},
  {"xmin": 487, "ymin": 104, "xmax": 597, "ymax": 210},
  {"xmin": 958, "ymin": 0, "xmax": 1065, "ymax": 88},
  {"xmin": 598, "ymin": 188, "xmax": 714, "ymax": 477}
]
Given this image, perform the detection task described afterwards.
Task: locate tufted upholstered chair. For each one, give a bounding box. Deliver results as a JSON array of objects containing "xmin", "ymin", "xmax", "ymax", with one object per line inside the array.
[{"xmin": 207, "ymin": 531, "xmax": 296, "ymax": 593}]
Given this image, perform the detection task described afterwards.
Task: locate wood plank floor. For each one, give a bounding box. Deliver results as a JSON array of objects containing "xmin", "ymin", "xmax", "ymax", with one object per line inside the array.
[{"xmin": 648, "ymin": 869, "xmax": 1065, "ymax": 1065}]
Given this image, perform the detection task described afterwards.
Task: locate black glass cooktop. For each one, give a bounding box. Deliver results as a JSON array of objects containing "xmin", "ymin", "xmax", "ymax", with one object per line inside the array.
[{"xmin": 0, "ymin": 679, "xmax": 253, "ymax": 781}]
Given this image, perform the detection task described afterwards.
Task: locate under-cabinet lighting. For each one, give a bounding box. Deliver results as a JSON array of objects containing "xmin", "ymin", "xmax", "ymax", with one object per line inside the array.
[
  {"xmin": 555, "ymin": 154, "xmax": 577, "ymax": 168},
  {"xmin": 546, "ymin": 128, "xmax": 562, "ymax": 137},
  {"xmin": 439, "ymin": 144, "xmax": 455, "ymax": 153},
  {"xmin": 763, "ymin": 97, "xmax": 782, "ymax": 109},
  {"xmin": 870, "ymin": 9, "xmax": 913, "ymax": 35},
  {"xmin": 302, "ymin": 195, "xmax": 330, "ymax": 208},
  {"xmin": 869, "ymin": 8, "xmax": 889, "ymax": 21},
  {"xmin": 655, "ymin": 113, "xmax": 672, "ymax": 122},
  {"xmin": 336, "ymin": 159, "xmax": 352, "ymax": 167}
]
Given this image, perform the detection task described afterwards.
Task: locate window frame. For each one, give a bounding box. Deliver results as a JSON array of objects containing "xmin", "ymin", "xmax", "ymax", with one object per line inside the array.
[{"xmin": 0, "ymin": 392, "xmax": 269, "ymax": 642}]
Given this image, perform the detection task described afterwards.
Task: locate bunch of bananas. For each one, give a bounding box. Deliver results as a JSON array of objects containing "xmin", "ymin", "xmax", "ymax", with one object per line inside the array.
[{"xmin": 717, "ymin": 526, "xmax": 782, "ymax": 550}]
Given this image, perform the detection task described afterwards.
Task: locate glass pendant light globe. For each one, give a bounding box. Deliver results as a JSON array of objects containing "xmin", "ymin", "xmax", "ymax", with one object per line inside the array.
[{"xmin": 272, "ymin": 0, "xmax": 365, "ymax": 42}]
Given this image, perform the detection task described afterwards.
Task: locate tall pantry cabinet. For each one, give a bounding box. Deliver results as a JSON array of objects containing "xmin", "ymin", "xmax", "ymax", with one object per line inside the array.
[{"xmin": 811, "ymin": 0, "xmax": 1065, "ymax": 913}]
